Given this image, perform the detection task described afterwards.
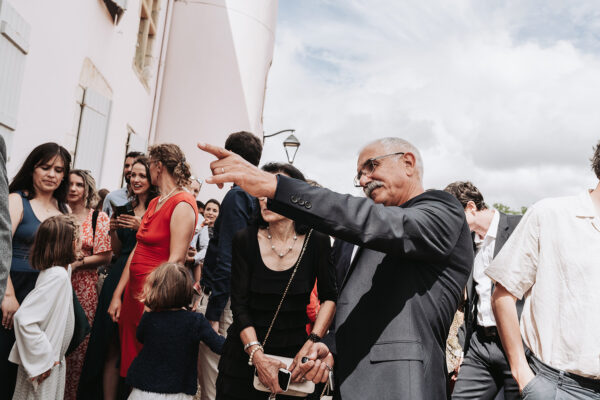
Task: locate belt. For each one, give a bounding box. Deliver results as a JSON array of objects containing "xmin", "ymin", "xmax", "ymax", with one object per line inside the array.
[
  {"xmin": 526, "ymin": 348, "xmax": 600, "ymax": 392},
  {"xmin": 476, "ymin": 325, "xmax": 498, "ymax": 338}
]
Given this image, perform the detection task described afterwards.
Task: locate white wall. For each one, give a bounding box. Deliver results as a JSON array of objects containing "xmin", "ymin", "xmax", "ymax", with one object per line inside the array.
[
  {"xmin": 5, "ymin": 0, "xmax": 168, "ymax": 190},
  {"xmin": 3, "ymin": 0, "xmax": 278, "ymax": 200},
  {"xmin": 154, "ymin": 0, "xmax": 278, "ymax": 201}
]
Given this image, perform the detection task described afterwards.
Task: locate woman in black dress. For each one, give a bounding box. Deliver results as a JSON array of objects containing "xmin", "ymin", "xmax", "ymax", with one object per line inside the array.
[
  {"xmin": 78, "ymin": 156, "xmax": 158, "ymax": 400},
  {"xmin": 216, "ymin": 163, "xmax": 337, "ymax": 400}
]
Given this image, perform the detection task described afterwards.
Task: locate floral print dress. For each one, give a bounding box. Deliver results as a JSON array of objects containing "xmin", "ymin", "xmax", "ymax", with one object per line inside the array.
[{"xmin": 64, "ymin": 209, "xmax": 111, "ymax": 400}]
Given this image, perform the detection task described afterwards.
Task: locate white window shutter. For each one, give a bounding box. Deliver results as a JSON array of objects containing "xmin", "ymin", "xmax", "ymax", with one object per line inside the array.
[
  {"xmin": 0, "ymin": 0, "xmax": 30, "ymax": 131},
  {"xmin": 74, "ymin": 88, "xmax": 112, "ymax": 181}
]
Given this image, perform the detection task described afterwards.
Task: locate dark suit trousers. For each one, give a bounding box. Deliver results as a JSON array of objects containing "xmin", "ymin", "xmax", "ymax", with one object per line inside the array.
[{"xmin": 452, "ymin": 329, "xmax": 519, "ymax": 400}]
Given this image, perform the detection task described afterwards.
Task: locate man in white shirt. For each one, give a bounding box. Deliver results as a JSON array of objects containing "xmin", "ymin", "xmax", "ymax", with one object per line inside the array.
[
  {"xmin": 488, "ymin": 143, "xmax": 600, "ymax": 399},
  {"xmin": 445, "ymin": 181, "xmax": 522, "ymax": 400}
]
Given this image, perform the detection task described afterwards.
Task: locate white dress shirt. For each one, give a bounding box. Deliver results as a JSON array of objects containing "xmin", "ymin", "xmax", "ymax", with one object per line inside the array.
[
  {"xmin": 486, "ymin": 190, "xmax": 600, "ymax": 378},
  {"xmin": 193, "ymin": 225, "xmax": 211, "ymax": 265},
  {"xmin": 473, "ymin": 209, "xmax": 499, "ymax": 328},
  {"xmin": 190, "ymin": 213, "xmax": 205, "ymax": 247}
]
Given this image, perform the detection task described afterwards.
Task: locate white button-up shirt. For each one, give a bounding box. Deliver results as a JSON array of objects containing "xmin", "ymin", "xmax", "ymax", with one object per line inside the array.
[
  {"xmin": 486, "ymin": 190, "xmax": 600, "ymax": 378},
  {"xmin": 474, "ymin": 209, "xmax": 499, "ymax": 328}
]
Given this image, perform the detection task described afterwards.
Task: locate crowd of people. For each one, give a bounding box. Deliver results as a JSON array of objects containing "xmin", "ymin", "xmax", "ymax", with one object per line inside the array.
[{"xmin": 0, "ymin": 131, "xmax": 598, "ymax": 400}]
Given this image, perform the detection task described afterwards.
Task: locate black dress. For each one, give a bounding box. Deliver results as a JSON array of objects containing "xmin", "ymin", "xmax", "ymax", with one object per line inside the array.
[
  {"xmin": 216, "ymin": 226, "xmax": 337, "ymax": 400},
  {"xmin": 77, "ymin": 226, "xmax": 138, "ymax": 399}
]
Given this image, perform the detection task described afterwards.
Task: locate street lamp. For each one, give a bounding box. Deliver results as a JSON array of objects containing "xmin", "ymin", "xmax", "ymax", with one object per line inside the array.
[{"xmin": 263, "ymin": 129, "xmax": 301, "ymax": 164}]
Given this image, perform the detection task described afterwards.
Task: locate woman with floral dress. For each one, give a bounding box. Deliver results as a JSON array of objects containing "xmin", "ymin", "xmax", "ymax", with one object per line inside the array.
[{"xmin": 65, "ymin": 169, "xmax": 111, "ymax": 400}]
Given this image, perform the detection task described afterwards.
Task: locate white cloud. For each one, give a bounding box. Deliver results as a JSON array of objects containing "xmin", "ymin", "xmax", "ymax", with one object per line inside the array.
[{"xmin": 262, "ymin": 0, "xmax": 600, "ymax": 208}]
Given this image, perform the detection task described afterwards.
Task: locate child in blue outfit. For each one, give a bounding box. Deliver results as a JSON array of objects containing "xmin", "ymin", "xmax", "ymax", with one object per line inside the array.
[{"xmin": 126, "ymin": 262, "xmax": 225, "ymax": 399}]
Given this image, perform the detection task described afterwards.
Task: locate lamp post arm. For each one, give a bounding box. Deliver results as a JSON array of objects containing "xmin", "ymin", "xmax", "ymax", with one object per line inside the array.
[{"xmin": 263, "ymin": 129, "xmax": 295, "ymax": 141}]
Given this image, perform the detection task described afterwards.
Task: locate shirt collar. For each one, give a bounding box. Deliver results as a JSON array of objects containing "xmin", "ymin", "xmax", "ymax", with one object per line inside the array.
[
  {"xmin": 573, "ymin": 190, "xmax": 598, "ymax": 219},
  {"xmin": 474, "ymin": 209, "xmax": 500, "ymax": 243}
]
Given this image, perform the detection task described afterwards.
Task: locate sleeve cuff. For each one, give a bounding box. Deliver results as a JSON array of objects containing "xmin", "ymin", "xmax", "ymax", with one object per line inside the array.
[
  {"xmin": 205, "ymin": 295, "xmax": 229, "ymax": 321},
  {"xmin": 317, "ymin": 291, "xmax": 337, "ymax": 304},
  {"xmin": 486, "ymin": 269, "xmax": 528, "ymax": 300}
]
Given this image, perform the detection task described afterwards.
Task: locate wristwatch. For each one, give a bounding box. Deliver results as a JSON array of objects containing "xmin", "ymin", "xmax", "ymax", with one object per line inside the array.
[{"xmin": 308, "ymin": 333, "xmax": 322, "ymax": 343}]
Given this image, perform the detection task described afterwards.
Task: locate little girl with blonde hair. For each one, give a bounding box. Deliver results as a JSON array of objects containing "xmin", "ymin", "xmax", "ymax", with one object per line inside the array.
[{"xmin": 126, "ymin": 262, "xmax": 224, "ymax": 399}]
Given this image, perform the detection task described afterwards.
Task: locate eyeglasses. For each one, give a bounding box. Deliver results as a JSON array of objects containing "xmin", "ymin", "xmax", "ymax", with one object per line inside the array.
[{"xmin": 353, "ymin": 152, "xmax": 404, "ymax": 187}]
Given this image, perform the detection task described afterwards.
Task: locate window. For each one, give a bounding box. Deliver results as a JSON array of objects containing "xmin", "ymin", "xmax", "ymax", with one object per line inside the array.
[
  {"xmin": 134, "ymin": 0, "xmax": 161, "ymax": 84},
  {"xmin": 73, "ymin": 88, "xmax": 112, "ymax": 181},
  {"xmin": 0, "ymin": 0, "xmax": 30, "ymax": 154}
]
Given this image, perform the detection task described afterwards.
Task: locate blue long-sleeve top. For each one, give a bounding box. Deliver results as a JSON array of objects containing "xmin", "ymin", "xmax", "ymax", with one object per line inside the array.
[
  {"xmin": 200, "ymin": 185, "xmax": 258, "ymax": 321},
  {"xmin": 126, "ymin": 310, "xmax": 225, "ymax": 395}
]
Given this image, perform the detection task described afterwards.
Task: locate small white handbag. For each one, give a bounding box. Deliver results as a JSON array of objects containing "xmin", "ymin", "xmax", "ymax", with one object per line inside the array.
[{"xmin": 252, "ymin": 354, "xmax": 315, "ymax": 396}]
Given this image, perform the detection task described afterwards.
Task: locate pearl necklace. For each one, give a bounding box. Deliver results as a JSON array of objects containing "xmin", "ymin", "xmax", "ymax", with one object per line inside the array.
[
  {"xmin": 267, "ymin": 226, "xmax": 297, "ymax": 258},
  {"xmin": 158, "ymin": 187, "xmax": 178, "ymax": 204}
]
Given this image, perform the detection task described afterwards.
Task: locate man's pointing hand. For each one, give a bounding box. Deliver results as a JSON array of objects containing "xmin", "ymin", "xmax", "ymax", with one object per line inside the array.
[{"xmin": 197, "ymin": 142, "xmax": 278, "ymax": 198}]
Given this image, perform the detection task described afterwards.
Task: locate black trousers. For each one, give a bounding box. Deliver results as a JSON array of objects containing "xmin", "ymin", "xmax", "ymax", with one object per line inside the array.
[{"xmin": 451, "ymin": 328, "xmax": 520, "ymax": 400}]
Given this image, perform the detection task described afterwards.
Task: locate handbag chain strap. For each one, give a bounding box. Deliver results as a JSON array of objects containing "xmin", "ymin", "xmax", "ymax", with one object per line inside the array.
[
  {"xmin": 320, "ymin": 380, "xmax": 330, "ymax": 398},
  {"xmin": 261, "ymin": 229, "xmax": 313, "ymax": 348}
]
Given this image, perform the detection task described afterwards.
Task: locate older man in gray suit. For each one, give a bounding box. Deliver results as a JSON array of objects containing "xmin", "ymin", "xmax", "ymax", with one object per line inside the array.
[
  {"xmin": 198, "ymin": 137, "xmax": 473, "ymax": 399},
  {"xmin": 0, "ymin": 136, "xmax": 11, "ymax": 303}
]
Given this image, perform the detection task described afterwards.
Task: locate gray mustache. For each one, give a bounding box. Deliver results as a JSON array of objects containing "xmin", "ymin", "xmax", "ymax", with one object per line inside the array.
[{"xmin": 364, "ymin": 181, "xmax": 384, "ymax": 198}]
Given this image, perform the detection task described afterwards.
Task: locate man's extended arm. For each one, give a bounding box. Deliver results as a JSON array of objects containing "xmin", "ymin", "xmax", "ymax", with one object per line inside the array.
[
  {"xmin": 491, "ymin": 284, "xmax": 534, "ymax": 391},
  {"xmin": 268, "ymin": 175, "xmax": 465, "ymax": 259},
  {"xmin": 0, "ymin": 136, "xmax": 11, "ymax": 303}
]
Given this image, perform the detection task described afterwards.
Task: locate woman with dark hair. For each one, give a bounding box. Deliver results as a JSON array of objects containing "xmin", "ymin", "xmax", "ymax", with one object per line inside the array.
[
  {"xmin": 188, "ymin": 198, "xmax": 221, "ymax": 282},
  {"xmin": 108, "ymin": 144, "xmax": 198, "ymax": 380},
  {"xmin": 0, "ymin": 142, "xmax": 71, "ymax": 400},
  {"xmin": 215, "ymin": 163, "xmax": 337, "ymax": 400},
  {"xmin": 65, "ymin": 169, "xmax": 112, "ymax": 400},
  {"xmin": 78, "ymin": 156, "xmax": 158, "ymax": 400}
]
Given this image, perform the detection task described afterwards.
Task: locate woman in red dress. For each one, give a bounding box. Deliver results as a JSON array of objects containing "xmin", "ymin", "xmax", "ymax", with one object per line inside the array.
[{"xmin": 108, "ymin": 144, "xmax": 198, "ymax": 379}]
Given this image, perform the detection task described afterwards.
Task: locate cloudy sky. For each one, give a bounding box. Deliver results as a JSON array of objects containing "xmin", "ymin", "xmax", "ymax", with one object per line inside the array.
[{"xmin": 261, "ymin": 0, "xmax": 600, "ymax": 209}]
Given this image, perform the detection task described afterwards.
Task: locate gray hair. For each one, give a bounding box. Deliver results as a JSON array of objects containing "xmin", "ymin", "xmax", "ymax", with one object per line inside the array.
[{"xmin": 362, "ymin": 137, "xmax": 424, "ymax": 181}]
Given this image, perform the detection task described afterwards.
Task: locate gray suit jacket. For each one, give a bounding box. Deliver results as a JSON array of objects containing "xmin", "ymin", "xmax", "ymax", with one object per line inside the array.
[
  {"xmin": 0, "ymin": 135, "xmax": 11, "ymax": 303},
  {"xmin": 268, "ymin": 176, "xmax": 474, "ymax": 400},
  {"xmin": 461, "ymin": 212, "xmax": 522, "ymax": 353}
]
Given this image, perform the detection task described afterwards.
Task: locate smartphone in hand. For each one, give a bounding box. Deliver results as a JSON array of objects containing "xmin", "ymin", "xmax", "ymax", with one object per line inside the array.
[
  {"xmin": 278, "ymin": 368, "xmax": 291, "ymax": 392},
  {"xmin": 111, "ymin": 200, "xmax": 135, "ymax": 217}
]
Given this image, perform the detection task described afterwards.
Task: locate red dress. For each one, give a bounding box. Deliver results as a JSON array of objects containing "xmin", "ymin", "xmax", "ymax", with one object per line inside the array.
[{"xmin": 118, "ymin": 192, "xmax": 197, "ymax": 377}]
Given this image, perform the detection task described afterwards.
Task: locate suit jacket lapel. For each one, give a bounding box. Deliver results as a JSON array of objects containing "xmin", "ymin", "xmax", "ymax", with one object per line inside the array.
[
  {"xmin": 466, "ymin": 232, "xmax": 477, "ymax": 302},
  {"xmin": 493, "ymin": 212, "xmax": 510, "ymax": 258},
  {"xmin": 340, "ymin": 246, "xmax": 363, "ymax": 292}
]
